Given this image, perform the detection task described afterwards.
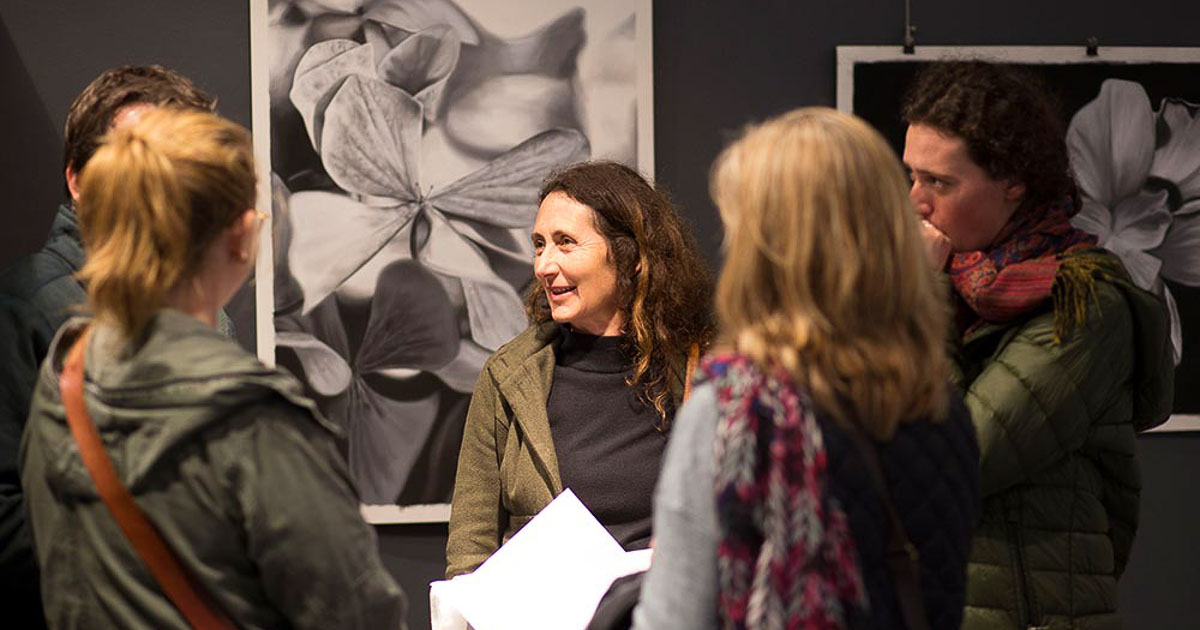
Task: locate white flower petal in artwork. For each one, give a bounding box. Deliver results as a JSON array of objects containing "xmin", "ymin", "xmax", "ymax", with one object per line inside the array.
[
  {"xmin": 288, "ymin": 190, "xmax": 416, "ymax": 313},
  {"xmin": 448, "ymin": 218, "xmax": 533, "ymax": 268},
  {"xmin": 320, "ymin": 74, "xmax": 424, "ymax": 198},
  {"xmin": 1151, "ymin": 277, "xmax": 1183, "ymax": 365},
  {"xmin": 462, "ymin": 277, "xmax": 527, "ymax": 351},
  {"xmin": 474, "ymin": 8, "xmax": 584, "ymax": 78},
  {"xmin": 433, "ymin": 340, "xmax": 492, "ymax": 393},
  {"xmin": 290, "ymin": 40, "xmax": 374, "ymax": 153},
  {"xmin": 376, "ymin": 24, "xmax": 461, "ymax": 122},
  {"xmin": 1109, "ymin": 240, "xmax": 1164, "ymax": 292},
  {"xmin": 357, "ymin": 260, "xmax": 460, "ymax": 373},
  {"xmin": 337, "ymin": 379, "xmax": 441, "ymax": 504},
  {"xmin": 295, "ymin": 0, "xmax": 362, "ymax": 14},
  {"xmin": 276, "ymin": 331, "xmax": 353, "ymax": 397},
  {"xmin": 1155, "ymin": 200, "xmax": 1200, "ymax": 286},
  {"xmin": 1067, "ymin": 79, "xmax": 1155, "ymax": 206},
  {"xmin": 1109, "ymin": 188, "xmax": 1171, "ymax": 252},
  {"xmin": 270, "ymin": 174, "xmax": 304, "ymax": 313},
  {"xmin": 1150, "ymin": 99, "xmax": 1200, "ymax": 200},
  {"xmin": 1070, "ymin": 198, "xmax": 1115, "ymax": 245},
  {"xmin": 417, "ymin": 208, "xmax": 525, "ymax": 350},
  {"xmin": 366, "ymin": 0, "xmax": 481, "ymax": 46},
  {"xmin": 444, "ymin": 74, "xmax": 578, "ymax": 155},
  {"xmin": 434, "ymin": 128, "xmax": 590, "ymax": 226}
]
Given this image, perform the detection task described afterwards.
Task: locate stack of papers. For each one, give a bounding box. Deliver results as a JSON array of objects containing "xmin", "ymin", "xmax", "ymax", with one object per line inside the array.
[{"xmin": 430, "ymin": 490, "xmax": 653, "ymax": 630}]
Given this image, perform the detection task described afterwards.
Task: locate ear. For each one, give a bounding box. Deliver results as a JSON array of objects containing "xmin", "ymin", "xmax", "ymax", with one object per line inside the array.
[
  {"xmin": 225, "ymin": 209, "xmax": 259, "ymax": 262},
  {"xmin": 1004, "ymin": 180, "xmax": 1027, "ymax": 203},
  {"xmin": 66, "ymin": 166, "xmax": 80, "ymax": 202}
]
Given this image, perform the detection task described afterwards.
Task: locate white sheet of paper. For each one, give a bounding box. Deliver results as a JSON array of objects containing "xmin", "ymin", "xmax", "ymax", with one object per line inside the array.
[{"xmin": 430, "ymin": 490, "xmax": 649, "ymax": 630}]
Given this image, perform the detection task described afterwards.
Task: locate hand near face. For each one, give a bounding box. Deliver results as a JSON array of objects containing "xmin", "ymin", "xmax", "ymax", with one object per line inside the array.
[{"xmin": 920, "ymin": 219, "xmax": 953, "ymax": 270}]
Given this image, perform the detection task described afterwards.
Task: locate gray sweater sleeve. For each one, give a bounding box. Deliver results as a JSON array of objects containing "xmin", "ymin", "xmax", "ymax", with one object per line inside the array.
[{"xmin": 631, "ymin": 383, "xmax": 720, "ymax": 630}]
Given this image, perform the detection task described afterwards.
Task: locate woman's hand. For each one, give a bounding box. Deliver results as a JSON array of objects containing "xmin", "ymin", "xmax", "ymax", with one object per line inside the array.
[{"xmin": 920, "ymin": 219, "xmax": 953, "ymax": 270}]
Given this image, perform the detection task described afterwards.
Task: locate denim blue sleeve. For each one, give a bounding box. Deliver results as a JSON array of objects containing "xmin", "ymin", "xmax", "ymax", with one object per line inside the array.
[{"xmin": 631, "ymin": 382, "xmax": 720, "ymax": 630}]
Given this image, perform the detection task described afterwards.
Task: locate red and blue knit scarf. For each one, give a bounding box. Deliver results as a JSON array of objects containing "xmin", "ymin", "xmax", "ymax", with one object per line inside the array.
[
  {"xmin": 706, "ymin": 354, "xmax": 867, "ymax": 630},
  {"xmin": 948, "ymin": 196, "xmax": 1097, "ymax": 335}
]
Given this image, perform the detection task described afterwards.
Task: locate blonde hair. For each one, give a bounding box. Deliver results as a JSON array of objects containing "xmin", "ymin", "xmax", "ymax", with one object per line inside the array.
[
  {"xmin": 76, "ymin": 108, "xmax": 256, "ymax": 339},
  {"xmin": 711, "ymin": 107, "xmax": 950, "ymax": 440}
]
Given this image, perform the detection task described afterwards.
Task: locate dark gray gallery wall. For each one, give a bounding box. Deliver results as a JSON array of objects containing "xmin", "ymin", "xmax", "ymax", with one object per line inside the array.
[{"xmin": 0, "ymin": 1, "xmax": 1196, "ymax": 629}]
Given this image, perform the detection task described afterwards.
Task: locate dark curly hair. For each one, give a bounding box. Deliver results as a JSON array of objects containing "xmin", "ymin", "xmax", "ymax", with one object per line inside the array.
[
  {"xmin": 527, "ymin": 161, "xmax": 715, "ymax": 426},
  {"xmin": 902, "ymin": 60, "xmax": 1074, "ymax": 210}
]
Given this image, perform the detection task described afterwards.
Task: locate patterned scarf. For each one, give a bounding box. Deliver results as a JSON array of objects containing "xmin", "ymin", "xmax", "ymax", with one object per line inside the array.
[
  {"xmin": 948, "ymin": 196, "xmax": 1097, "ymax": 335},
  {"xmin": 707, "ymin": 354, "xmax": 866, "ymax": 630}
]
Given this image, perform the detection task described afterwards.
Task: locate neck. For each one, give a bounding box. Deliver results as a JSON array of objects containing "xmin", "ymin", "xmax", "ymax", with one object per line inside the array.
[{"xmin": 164, "ymin": 280, "xmax": 221, "ymax": 329}]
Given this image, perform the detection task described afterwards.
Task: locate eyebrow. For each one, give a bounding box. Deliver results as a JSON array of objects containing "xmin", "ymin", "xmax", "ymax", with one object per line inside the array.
[{"xmin": 905, "ymin": 164, "xmax": 956, "ymax": 182}]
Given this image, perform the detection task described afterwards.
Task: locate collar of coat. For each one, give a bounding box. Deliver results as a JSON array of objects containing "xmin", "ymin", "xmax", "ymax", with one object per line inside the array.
[{"xmin": 482, "ymin": 322, "xmax": 688, "ymax": 494}]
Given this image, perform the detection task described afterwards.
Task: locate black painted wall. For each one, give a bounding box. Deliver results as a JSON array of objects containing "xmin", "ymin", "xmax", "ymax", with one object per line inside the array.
[{"xmin": 1, "ymin": 1, "xmax": 1196, "ymax": 629}]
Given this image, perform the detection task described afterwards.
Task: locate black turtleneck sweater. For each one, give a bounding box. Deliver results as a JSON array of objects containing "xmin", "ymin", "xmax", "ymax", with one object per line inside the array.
[{"xmin": 546, "ymin": 328, "xmax": 667, "ymax": 550}]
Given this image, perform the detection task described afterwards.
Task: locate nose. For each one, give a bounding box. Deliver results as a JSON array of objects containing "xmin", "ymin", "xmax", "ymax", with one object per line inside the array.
[
  {"xmin": 534, "ymin": 246, "xmax": 558, "ymax": 281},
  {"xmin": 909, "ymin": 181, "xmax": 932, "ymax": 218}
]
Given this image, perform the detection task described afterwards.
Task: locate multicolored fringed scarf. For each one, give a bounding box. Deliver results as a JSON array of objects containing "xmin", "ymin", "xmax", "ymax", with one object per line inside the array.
[
  {"xmin": 706, "ymin": 354, "xmax": 866, "ymax": 630},
  {"xmin": 948, "ymin": 196, "xmax": 1097, "ymax": 335}
]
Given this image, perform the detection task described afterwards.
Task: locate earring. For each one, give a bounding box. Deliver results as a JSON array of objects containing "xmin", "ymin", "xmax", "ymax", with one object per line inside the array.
[{"xmin": 237, "ymin": 250, "xmax": 251, "ymax": 262}]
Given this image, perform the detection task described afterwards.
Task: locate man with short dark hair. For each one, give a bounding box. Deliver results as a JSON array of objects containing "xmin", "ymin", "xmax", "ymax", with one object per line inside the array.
[{"xmin": 0, "ymin": 65, "xmax": 217, "ymax": 628}]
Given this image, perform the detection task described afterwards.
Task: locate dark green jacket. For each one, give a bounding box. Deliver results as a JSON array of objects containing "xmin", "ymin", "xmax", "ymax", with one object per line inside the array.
[
  {"xmin": 957, "ymin": 250, "xmax": 1173, "ymax": 629},
  {"xmin": 20, "ymin": 310, "xmax": 406, "ymax": 629},
  {"xmin": 0, "ymin": 206, "xmax": 237, "ymax": 628},
  {"xmin": 0, "ymin": 205, "xmax": 86, "ymax": 628},
  {"xmin": 445, "ymin": 323, "xmax": 684, "ymax": 578}
]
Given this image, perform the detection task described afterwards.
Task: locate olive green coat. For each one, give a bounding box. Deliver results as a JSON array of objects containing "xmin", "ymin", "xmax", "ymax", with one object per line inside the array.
[
  {"xmin": 20, "ymin": 311, "xmax": 406, "ymax": 629},
  {"xmin": 445, "ymin": 323, "xmax": 683, "ymax": 578},
  {"xmin": 956, "ymin": 251, "xmax": 1173, "ymax": 629}
]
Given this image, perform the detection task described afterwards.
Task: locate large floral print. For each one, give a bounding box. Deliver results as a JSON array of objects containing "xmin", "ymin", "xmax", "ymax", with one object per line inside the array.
[
  {"xmin": 266, "ymin": 0, "xmax": 640, "ymax": 505},
  {"xmin": 1068, "ymin": 79, "xmax": 1200, "ymax": 364}
]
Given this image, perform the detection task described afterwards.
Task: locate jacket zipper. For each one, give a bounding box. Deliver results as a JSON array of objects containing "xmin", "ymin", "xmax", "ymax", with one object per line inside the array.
[{"xmin": 1006, "ymin": 514, "xmax": 1038, "ymax": 627}]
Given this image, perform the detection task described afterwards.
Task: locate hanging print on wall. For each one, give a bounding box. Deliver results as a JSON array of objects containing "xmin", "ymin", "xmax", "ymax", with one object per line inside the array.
[
  {"xmin": 838, "ymin": 46, "xmax": 1200, "ymax": 432},
  {"xmin": 250, "ymin": 0, "xmax": 654, "ymax": 521}
]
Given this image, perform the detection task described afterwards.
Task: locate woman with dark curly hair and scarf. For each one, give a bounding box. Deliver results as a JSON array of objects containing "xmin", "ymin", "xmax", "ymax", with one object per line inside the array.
[
  {"xmin": 903, "ymin": 61, "xmax": 1173, "ymax": 629},
  {"xmin": 633, "ymin": 108, "xmax": 980, "ymax": 630},
  {"xmin": 446, "ymin": 161, "xmax": 715, "ymax": 577}
]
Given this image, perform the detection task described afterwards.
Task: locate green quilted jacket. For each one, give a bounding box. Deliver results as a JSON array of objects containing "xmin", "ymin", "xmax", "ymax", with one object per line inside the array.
[{"xmin": 955, "ymin": 250, "xmax": 1173, "ymax": 629}]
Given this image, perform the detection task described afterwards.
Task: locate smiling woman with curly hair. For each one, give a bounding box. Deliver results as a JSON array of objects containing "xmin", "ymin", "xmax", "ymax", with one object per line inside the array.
[{"xmin": 446, "ymin": 160, "xmax": 715, "ymax": 577}]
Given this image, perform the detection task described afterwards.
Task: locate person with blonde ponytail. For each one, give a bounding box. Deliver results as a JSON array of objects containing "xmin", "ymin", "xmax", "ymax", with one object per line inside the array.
[
  {"xmin": 633, "ymin": 108, "xmax": 979, "ymax": 630},
  {"xmin": 446, "ymin": 161, "xmax": 715, "ymax": 577},
  {"xmin": 20, "ymin": 108, "xmax": 407, "ymax": 629},
  {"xmin": 0, "ymin": 66, "xmax": 219, "ymax": 628}
]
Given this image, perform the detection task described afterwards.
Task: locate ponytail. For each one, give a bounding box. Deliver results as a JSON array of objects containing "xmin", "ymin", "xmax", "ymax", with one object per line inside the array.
[{"xmin": 76, "ymin": 108, "xmax": 255, "ymax": 340}]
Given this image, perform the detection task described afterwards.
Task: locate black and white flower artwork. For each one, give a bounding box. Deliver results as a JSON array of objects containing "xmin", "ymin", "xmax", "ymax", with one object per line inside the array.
[
  {"xmin": 838, "ymin": 46, "xmax": 1200, "ymax": 431},
  {"xmin": 252, "ymin": 0, "xmax": 652, "ymax": 516}
]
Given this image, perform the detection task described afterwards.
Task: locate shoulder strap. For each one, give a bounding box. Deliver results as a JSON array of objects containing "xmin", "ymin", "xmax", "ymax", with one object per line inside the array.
[
  {"xmin": 60, "ymin": 328, "xmax": 237, "ymax": 630},
  {"xmin": 682, "ymin": 343, "xmax": 700, "ymax": 402},
  {"xmin": 842, "ymin": 422, "xmax": 932, "ymax": 630}
]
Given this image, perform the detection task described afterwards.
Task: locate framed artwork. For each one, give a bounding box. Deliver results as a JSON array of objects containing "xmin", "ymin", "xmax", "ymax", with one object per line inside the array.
[
  {"xmin": 838, "ymin": 46, "xmax": 1200, "ymax": 432},
  {"xmin": 250, "ymin": 0, "xmax": 654, "ymax": 522}
]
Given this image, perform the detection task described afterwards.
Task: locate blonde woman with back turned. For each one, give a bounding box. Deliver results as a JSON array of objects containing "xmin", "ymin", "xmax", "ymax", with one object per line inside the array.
[
  {"xmin": 19, "ymin": 108, "xmax": 407, "ymax": 629},
  {"xmin": 632, "ymin": 108, "xmax": 979, "ymax": 629}
]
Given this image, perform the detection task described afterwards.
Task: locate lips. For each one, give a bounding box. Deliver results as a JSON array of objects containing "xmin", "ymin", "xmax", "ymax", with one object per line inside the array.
[{"xmin": 546, "ymin": 285, "xmax": 576, "ymax": 302}]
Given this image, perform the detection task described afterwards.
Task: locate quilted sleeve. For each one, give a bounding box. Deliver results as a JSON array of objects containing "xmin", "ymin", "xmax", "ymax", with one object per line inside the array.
[
  {"xmin": 445, "ymin": 363, "xmax": 508, "ymax": 578},
  {"xmin": 0, "ymin": 297, "xmax": 49, "ymax": 619},
  {"xmin": 963, "ymin": 282, "xmax": 1134, "ymax": 497}
]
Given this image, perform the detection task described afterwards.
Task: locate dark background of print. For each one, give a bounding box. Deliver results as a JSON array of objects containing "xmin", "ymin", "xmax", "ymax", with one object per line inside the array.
[
  {"xmin": 852, "ymin": 60, "xmax": 1200, "ymax": 414},
  {"xmin": 2, "ymin": 1, "xmax": 1198, "ymax": 628}
]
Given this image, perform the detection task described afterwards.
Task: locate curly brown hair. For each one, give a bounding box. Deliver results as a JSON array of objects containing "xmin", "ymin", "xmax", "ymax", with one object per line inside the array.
[
  {"xmin": 901, "ymin": 60, "xmax": 1073, "ymax": 210},
  {"xmin": 526, "ymin": 161, "xmax": 715, "ymax": 426}
]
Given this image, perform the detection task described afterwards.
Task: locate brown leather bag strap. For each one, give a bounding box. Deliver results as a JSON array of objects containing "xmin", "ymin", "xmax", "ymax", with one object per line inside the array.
[
  {"xmin": 842, "ymin": 422, "xmax": 931, "ymax": 630},
  {"xmin": 682, "ymin": 343, "xmax": 700, "ymax": 403},
  {"xmin": 60, "ymin": 328, "xmax": 238, "ymax": 630}
]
